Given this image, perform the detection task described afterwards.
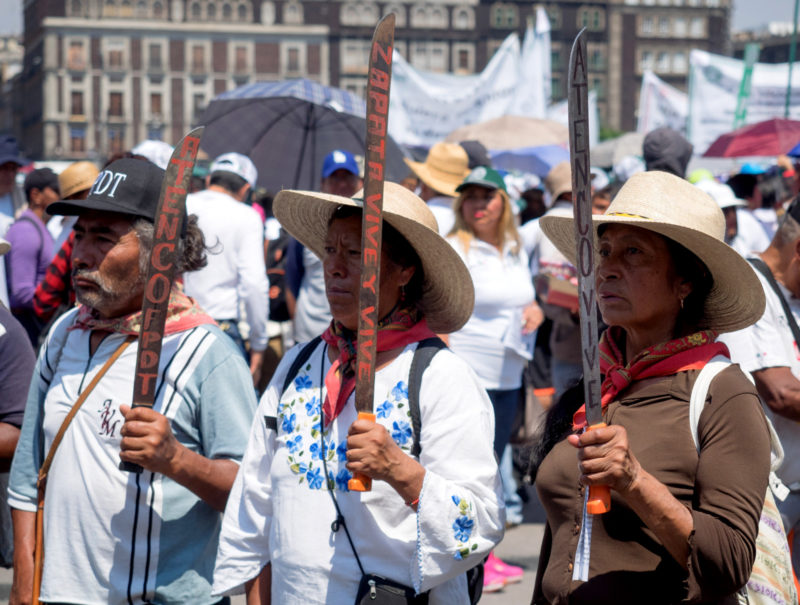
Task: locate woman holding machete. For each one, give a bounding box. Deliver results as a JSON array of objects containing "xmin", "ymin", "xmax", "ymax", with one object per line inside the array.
[
  {"xmin": 529, "ymin": 171, "xmax": 771, "ymax": 604},
  {"xmin": 212, "ymin": 183, "xmax": 504, "ymax": 604}
]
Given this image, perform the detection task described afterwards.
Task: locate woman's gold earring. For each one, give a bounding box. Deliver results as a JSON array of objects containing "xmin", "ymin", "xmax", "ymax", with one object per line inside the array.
[{"xmin": 680, "ymin": 297, "xmax": 685, "ymax": 310}]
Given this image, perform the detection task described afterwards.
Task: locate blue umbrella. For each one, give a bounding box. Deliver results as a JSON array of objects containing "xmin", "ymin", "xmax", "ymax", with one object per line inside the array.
[
  {"xmin": 489, "ymin": 145, "xmax": 569, "ymax": 177},
  {"xmin": 199, "ymin": 79, "xmax": 409, "ymax": 192}
]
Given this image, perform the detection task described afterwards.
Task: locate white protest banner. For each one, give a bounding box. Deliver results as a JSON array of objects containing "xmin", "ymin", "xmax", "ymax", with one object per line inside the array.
[
  {"xmin": 688, "ymin": 50, "xmax": 800, "ymax": 154},
  {"xmin": 510, "ymin": 7, "xmax": 552, "ymax": 118},
  {"xmin": 636, "ymin": 70, "xmax": 688, "ymax": 135},
  {"xmin": 547, "ymin": 90, "xmax": 599, "ymax": 147},
  {"xmin": 389, "ymin": 34, "xmax": 521, "ymax": 147}
]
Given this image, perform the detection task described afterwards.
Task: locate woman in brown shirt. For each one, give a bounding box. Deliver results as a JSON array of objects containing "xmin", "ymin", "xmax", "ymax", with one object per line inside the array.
[{"xmin": 530, "ymin": 171, "xmax": 771, "ymax": 604}]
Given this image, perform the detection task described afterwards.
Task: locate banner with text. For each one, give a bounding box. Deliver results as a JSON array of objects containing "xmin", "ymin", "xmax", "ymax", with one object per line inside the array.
[
  {"xmin": 688, "ymin": 50, "xmax": 800, "ymax": 154},
  {"xmin": 636, "ymin": 70, "xmax": 688, "ymax": 135}
]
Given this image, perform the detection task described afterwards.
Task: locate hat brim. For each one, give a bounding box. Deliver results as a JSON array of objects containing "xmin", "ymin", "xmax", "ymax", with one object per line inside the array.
[
  {"xmin": 0, "ymin": 155, "xmax": 25, "ymax": 167},
  {"xmin": 48, "ymin": 197, "xmax": 151, "ymax": 221},
  {"xmin": 539, "ymin": 212, "xmax": 766, "ymax": 334},
  {"xmin": 273, "ymin": 189, "xmax": 475, "ymax": 334},
  {"xmin": 405, "ymin": 158, "xmax": 463, "ymax": 198}
]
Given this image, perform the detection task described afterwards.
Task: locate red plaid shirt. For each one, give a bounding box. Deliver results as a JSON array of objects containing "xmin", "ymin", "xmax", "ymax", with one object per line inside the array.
[{"xmin": 33, "ymin": 232, "xmax": 75, "ymax": 322}]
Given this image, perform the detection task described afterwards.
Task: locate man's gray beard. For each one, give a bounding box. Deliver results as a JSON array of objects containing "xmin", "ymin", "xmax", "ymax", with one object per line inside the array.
[{"xmin": 74, "ymin": 270, "xmax": 145, "ymax": 316}]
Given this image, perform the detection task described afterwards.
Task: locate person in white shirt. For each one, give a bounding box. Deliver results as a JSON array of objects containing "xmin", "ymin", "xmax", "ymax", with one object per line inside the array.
[
  {"xmin": 184, "ymin": 152, "xmax": 269, "ymax": 386},
  {"xmin": 693, "ymin": 179, "xmax": 751, "ymax": 257},
  {"xmin": 405, "ymin": 142, "xmax": 470, "ymax": 237}
]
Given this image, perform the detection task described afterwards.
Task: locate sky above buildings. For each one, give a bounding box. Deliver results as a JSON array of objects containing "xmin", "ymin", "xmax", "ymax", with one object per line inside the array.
[{"xmin": 0, "ymin": 0, "xmax": 794, "ymax": 37}]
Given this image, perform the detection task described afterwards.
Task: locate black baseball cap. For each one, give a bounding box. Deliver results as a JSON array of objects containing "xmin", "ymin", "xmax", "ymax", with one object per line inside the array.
[{"xmin": 48, "ymin": 158, "xmax": 165, "ymax": 222}]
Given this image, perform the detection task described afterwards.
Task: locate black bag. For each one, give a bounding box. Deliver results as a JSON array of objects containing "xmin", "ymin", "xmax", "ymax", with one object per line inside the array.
[
  {"xmin": 265, "ymin": 228, "xmax": 291, "ymax": 322},
  {"xmin": 355, "ymin": 574, "xmax": 430, "ymax": 604}
]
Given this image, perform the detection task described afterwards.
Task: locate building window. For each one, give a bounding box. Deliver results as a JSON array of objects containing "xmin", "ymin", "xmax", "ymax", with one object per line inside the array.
[
  {"xmin": 207, "ymin": 3, "xmax": 216, "ymax": 18},
  {"xmin": 580, "ymin": 8, "xmax": 604, "ymax": 31},
  {"xmin": 551, "ymin": 77, "xmax": 563, "ymax": 100},
  {"xmin": 342, "ymin": 40, "xmax": 370, "ymax": 74},
  {"xmin": 640, "ymin": 50, "xmax": 654, "ymax": 71},
  {"xmin": 70, "ymin": 0, "xmax": 82, "ymax": 15},
  {"xmin": 148, "ymin": 43, "xmax": 162, "ymax": 70},
  {"xmin": 284, "ymin": 2, "xmax": 303, "ymax": 24},
  {"xmin": 458, "ymin": 49, "xmax": 469, "ymax": 70},
  {"xmin": 491, "ymin": 4, "xmax": 518, "ymax": 28},
  {"xmin": 70, "ymin": 127, "xmax": 86, "ymax": 152},
  {"xmin": 690, "ymin": 17, "xmax": 704, "ymax": 37},
  {"xmin": 190, "ymin": 2, "xmax": 201, "ymax": 19},
  {"xmin": 658, "ymin": 17, "xmax": 670, "ymax": 35},
  {"xmin": 545, "ymin": 5, "xmax": 561, "ymax": 29},
  {"xmin": 192, "ymin": 45, "xmax": 205, "ymax": 72},
  {"xmin": 674, "ymin": 17, "xmax": 687, "ymax": 36},
  {"xmin": 109, "ymin": 128, "xmax": 125, "ymax": 153},
  {"xmin": 235, "ymin": 46, "xmax": 247, "ymax": 72},
  {"xmin": 642, "ymin": 16, "xmax": 653, "ymax": 34},
  {"xmin": 430, "ymin": 7, "xmax": 447, "ymax": 28},
  {"xmin": 238, "ymin": 3, "xmax": 248, "ymax": 20},
  {"xmin": 152, "ymin": 1, "xmax": 164, "ymax": 18},
  {"xmin": 551, "ymin": 49, "xmax": 561, "ymax": 70},
  {"xmin": 657, "ymin": 51, "xmax": 670, "ymax": 72},
  {"xmin": 223, "ymin": 3, "xmax": 233, "ymax": 20},
  {"xmin": 673, "ymin": 51, "xmax": 687, "ymax": 73},
  {"xmin": 108, "ymin": 92, "xmax": 123, "ymax": 117},
  {"xmin": 150, "ymin": 92, "xmax": 162, "ymax": 116},
  {"xmin": 135, "ymin": 1, "xmax": 147, "ymax": 17},
  {"xmin": 411, "ymin": 5, "xmax": 427, "ymax": 27},
  {"xmin": 590, "ymin": 77, "xmax": 604, "ymax": 99},
  {"xmin": 108, "ymin": 48, "xmax": 123, "ymax": 68},
  {"xmin": 71, "ymin": 91, "xmax": 84, "ymax": 116},
  {"xmin": 453, "ymin": 8, "xmax": 472, "ymax": 29},
  {"xmin": 287, "ymin": 47, "xmax": 299, "ymax": 72},
  {"xmin": 588, "ymin": 46, "xmax": 605, "ymax": 70},
  {"xmin": 67, "ymin": 40, "xmax": 86, "ymax": 70},
  {"xmin": 193, "ymin": 93, "xmax": 205, "ymax": 120}
]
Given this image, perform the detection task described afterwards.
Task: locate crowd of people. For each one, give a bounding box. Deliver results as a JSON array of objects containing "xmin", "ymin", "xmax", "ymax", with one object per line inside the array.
[{"xmin": 0, "ymin": 122, "xmax": 799, "ymax": 604}]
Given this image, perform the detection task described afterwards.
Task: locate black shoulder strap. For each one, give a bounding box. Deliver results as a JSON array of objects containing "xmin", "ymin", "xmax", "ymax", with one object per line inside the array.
[
  {"xmin": 282, "ymin": 335, "xmax": 323, "ymax": 394},
  {"xmin": 408, "ymin": 336, "xmax": 447, "ymax": 458},
  {"xmin": 748, "ymin": 257, "xmax": 800, "ymax": 346}
]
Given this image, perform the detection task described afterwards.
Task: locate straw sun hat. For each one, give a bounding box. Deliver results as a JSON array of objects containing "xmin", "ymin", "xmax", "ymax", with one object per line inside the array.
[
  {"xmin": 404, "ymin": 142, "xmax": 470, "ymax": 198},
  {"xmin": 273, "ymin": 182, "xmax": 475, "ymax": 334},
  {"xmin": 539, "ymin": 170, "xmax": 765, "ymax": 334}
]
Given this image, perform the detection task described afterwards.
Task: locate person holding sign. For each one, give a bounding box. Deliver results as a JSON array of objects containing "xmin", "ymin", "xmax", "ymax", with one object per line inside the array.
[
  {"xmin": 212, "ymin": 183, "xmax": 504, "ymax": 604},
  {"xmin": 529, "ymin": 171, "xmax": 771, "ymax": 604}
]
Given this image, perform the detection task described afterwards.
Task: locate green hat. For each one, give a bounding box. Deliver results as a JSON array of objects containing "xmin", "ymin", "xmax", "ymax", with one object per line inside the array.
[{"xmin": 455, "ymin": 166, "xmax": 507, "ymax": 193}]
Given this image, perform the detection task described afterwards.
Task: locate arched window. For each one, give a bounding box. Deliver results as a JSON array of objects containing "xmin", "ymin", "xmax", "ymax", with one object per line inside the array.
[
  {"xmin": 135, "ymin": 0, "xmax": 147, "ymax": 17},
  {"xmin": 453, "ymin": 8, "xmax": 471, "ymax": 29},
  {"xmin": 430, "ymin": 7, "xmax": 446, "ymax": 27},
  {"xmin": 411, "ymin": 5, "xmax": 427, "ymax": 28},
  {"xmin": 191, "ymin": 1, "xmax": 201, "ymax": 19},
  {"xmin": 237, "ymin": 3, "xmax": 248, "ymax": 21},
  {"xmin": 152, "ymin": 1, "xmax": 164, "ymax": 17},
  {"xmin": 70, "ymin": 0, "xmax": 82, "ymax": 16},
  {"xmin": 222, "ymin": 3, "xmax": 233, "ymax": 20},
  {"xmin": 207, "ymin": 2, "xmax": 216, "ymax": 18}
]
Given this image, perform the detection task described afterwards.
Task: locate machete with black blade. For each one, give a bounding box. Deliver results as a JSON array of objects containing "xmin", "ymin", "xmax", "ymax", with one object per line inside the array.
[
  {"xmin": 120, "ymin": 126, "xmax": 204, "ymax": 473},
  {"xmin": 348, "ymin": 13, "xmax": 396, "ymax": 492},
  {"xmin": 568, "ymin": 29, "xmax": 610, "ymax": 514}
]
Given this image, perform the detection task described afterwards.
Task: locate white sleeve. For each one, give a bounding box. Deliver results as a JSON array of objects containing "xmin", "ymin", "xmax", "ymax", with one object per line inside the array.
[
  {"xmin": 409, "ymin": 351, "xmax": 505, "ymax": 592},
  {"xmin": 237, "ymin": 208, "xmax": 269, "ymax": 351},
  {"xmin": 212, "ymin": 346, "xmax": 302, "ymax": 596}
]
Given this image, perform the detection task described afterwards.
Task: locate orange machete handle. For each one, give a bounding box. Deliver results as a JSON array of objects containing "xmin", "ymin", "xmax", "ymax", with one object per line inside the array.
[
  {"xmin": 585, "ymin": 422, "xmax": 611, "ymax": 514},
  {"xmin": 347, "ymin": 412, "xmax": 376, "ymax": 492}
]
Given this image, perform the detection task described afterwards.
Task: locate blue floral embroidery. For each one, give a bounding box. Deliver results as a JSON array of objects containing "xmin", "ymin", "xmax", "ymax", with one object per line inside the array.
[
  {"xmin": 305, "ymin": 396, "xmax": 321, "ymax": 417},
  {"xmin": 307, "ymin": 467, "xmax": 323, "ymax": 489},
  {"xmin": 336, "ymin": 468, "xmax": 352, "ymax": 491},
  {"xmin": 294, "ymin": 375, "xmax": 313, "ymax": 391},
  {"xmin": 391, "ymin": 381, "xmax": 408, "ymax": 400},
  {"xmin": 287, "ymin": 435, "xmax": 302, "ymax": 453},
  {"xmin": 377, "ymin": 400, "xmax": 393, "ymax": 419},
  {"xmin": 391, "ymin": 420, "xmax": 412, "ymax": 446},
  {"xmin": 309, "ymin": 442, "xmax": 322, "ymax": 460},
  {"xmin": 451, "ymin": 495, "xmax": 479, "ymax": 560},
  {"xmin": 453, "ymin": 516, "xmax": 474, "ymax": 542},
  {"xmin": 282, "ymin": 413, "xmax": 297, "ymax": 434},
  {"xmin": 336, "ymin": 441, "xmax": 347, "ymax": 461}
]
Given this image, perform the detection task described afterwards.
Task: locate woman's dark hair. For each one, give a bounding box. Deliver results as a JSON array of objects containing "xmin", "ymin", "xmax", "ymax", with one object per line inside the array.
[
  {"xmin": 209, "ymin": 171, "xmax": 248, "ymax": 195},
  {"xmin": 328, "ymin": 205, "xmax": 425, "ymax": 308},
  {"xmin": 664, "ymin": 237, "xmax": 712, "ymax": 334}
]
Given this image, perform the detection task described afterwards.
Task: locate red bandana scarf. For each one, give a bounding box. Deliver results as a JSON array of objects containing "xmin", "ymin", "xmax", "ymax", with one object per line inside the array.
[
  {"xmin": 70, "ymin": 286, "xmax": 216, "ymax": 336},
  {"xmin": 572, "ymin": 326, "xmax": 729, "ymax": 430},
  {"xmin": 320, "ymin": 307, "xmax": 436, "ymax": 426}
]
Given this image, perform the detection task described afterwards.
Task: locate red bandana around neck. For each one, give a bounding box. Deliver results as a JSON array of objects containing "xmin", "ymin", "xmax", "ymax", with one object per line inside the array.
[
  {"xmin": 320, "ymin": 307, "xmax": 436, "ymax": 426},
  {"xmin": 572, "ymin": 326, "xmax": 729, "ymax": 430},
  {"xmin": 70, "ymin": 286, "xmax": 216, "ymax": 336}
]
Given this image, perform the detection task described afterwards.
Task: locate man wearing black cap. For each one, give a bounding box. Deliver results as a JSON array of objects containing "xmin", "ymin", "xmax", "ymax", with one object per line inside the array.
[
  {"xmin": 8, "ymin": 158, "xmax": 256, "ymax": 605},
  {"xmin": 4, "ymin": 168, "xmax": 60, "ymax": 345},
  {"xmin": 0, "ymin": 135, "xmax": 27, "ymax": 221}
]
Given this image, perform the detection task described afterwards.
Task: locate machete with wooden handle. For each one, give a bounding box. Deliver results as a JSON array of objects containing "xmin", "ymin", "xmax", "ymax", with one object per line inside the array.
[
  {"xmin": 348, "ymin": 13, "xmax": 395, "ymax": 492},
  {"xmin": 119, "ymin": 126, "xmax": 204, "ymax": 473},
  {"xmin": 568, "ymin": 29, "xmax": 609, "ymax": 514}
]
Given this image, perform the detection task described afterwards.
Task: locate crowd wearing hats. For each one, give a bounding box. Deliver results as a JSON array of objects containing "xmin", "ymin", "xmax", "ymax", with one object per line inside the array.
[{"xmin": 4, "ymin": 121, "xmax": 800, "ymax": 604}]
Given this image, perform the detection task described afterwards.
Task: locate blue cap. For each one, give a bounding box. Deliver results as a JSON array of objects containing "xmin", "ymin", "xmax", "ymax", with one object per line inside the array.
[
  {"xmin": 740, "ymin": 163, "xmax": 766, "ymax": 175},
  {"xmin": 322, "ymin": 150, "xmax": 359, "ymax": 179}
]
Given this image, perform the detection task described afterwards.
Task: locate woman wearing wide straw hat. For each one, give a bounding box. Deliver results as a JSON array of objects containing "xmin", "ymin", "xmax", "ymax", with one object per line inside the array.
[
  {"xmin": 446, "ymin": 166, "xmax": 543, "ymax": 591},
  {"xmin": 212, "ymin": 182, "xmax": 504, "ymax": 604},
  {"xmin": 529, "ymin": 170, "xmax": 771, "ymax": 604}
]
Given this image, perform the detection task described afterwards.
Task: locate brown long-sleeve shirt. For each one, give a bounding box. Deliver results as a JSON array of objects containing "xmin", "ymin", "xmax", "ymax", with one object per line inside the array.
[{"xmin": 533, "ymin": 366, "xmax": 771, "ymax": 605}]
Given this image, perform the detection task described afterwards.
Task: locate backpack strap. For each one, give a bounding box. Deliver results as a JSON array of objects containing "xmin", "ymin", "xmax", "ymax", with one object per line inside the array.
[
  {"xmin": 748, "ymin": 257, "xmax": 800, "ymax": 349},
  {"xmin": 408, "ymin": 337, "xmax": 447, "ymax": 458},
  {"xmin": 689, "ymin": 354, "xmax": 788, "ymax": 500},
  {"xmin": 282, "ymin": 335, "xmax": 323, "ymax": 395}
]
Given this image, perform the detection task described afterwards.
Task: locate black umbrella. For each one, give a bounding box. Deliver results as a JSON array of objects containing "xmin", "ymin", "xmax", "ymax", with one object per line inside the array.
[{"xmin": 199, "ymin": 79, "xmax": 410, "ymax": 192}]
